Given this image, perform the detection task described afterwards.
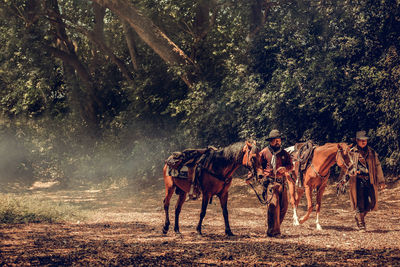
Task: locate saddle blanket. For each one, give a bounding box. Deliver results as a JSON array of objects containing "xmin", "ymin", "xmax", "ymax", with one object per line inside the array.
[{"xmin": 167, "ymin": 165, "xmax": 189, "ymax": 179}]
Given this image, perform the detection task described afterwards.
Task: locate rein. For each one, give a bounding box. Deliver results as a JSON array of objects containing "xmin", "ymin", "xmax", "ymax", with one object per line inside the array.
[
  {"xmin": 247, "ymin": 180, "xmax": 271, "ymax": 205},
  {"xmin": 246, "ymin": 176, "xmax": 274, "ymax": 206}
]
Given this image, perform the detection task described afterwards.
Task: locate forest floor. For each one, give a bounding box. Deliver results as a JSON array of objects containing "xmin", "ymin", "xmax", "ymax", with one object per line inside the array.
[{"xmin": 0, "ymin": 177, "xmax": 399, "ymax": 266}]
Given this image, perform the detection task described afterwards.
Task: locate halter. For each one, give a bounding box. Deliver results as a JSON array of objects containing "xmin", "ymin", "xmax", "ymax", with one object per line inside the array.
[
  {"xmin": 242, "ymin": 142, "xmax": 257, "ymax": 178},
  {"xmin": 336, "ymin": 145, "xmax": 355, "ymax": 175}
]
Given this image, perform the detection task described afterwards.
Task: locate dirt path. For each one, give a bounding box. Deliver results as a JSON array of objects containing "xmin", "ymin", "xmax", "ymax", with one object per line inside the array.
[{"xmin": 1, "ymin": 178, "xmax": 400, "ymax": 266}]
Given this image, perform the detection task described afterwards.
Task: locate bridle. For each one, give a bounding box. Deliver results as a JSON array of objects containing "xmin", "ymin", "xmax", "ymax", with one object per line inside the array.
[
  {"xmin": 243, "ymin": 142, "xmax": 275, "ymax": 206},
  {"xmin": 242, "ymin": 142, "xmax": 259, "ymax": 179},
  {"xmin": 336, "ymin": 145, "xmax": 355, "ymax": 175}
]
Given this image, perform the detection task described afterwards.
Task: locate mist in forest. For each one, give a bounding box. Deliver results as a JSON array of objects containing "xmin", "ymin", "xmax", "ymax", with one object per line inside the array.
[{"xmin": 0, "ymin": 119, "xmax": 184, "ymax": 190}]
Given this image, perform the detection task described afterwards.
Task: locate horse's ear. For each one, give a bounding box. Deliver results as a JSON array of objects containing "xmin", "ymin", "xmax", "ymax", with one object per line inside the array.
[{"xmin": 349, "ymin": 143, "xmax": 353, "ymax": 148}]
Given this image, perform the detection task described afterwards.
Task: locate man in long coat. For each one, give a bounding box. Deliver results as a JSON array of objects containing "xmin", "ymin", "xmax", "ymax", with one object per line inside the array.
[
  {"xmin": 260, "ymin": 129, "xmax": 293, "ymax": 237},
  {"xmin": 348, "ymin": 130, "xmax": 385, "ymax": 231}
]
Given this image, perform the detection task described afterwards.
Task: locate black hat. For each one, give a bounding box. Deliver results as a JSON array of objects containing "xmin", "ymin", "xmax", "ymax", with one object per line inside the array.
[
  {"xmin": 355, "ymin": 130, "xmax": 369, "ymax": 140},
  {"xmin": 266, "ymin": 129, "xmax": 284, "ymax": 141}
]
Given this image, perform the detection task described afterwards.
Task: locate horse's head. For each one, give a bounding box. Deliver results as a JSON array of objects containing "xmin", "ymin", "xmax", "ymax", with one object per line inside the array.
[
  {"xmin": 242, "ymin": 140, "xmax": 264, "ymax": 180},
  {"xmin": 336, "ymin": 143, "xmax": 355, "ymax": 175}
]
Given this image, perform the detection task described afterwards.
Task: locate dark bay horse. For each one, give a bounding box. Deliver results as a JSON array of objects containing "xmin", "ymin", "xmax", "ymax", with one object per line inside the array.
[
  {"xmin": 286, "ymin": 143, "xmax": 353, "ymax": 230},
  {"xmin": 162, "ymin": 140, "xmax": 263, "ymax": 236}
]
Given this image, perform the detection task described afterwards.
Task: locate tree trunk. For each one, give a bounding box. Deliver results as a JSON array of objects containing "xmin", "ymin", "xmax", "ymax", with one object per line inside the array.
[
  {"xmin": 92, "ymin": 0, "xmax": 197, "ymax": 87},
  {"xmin": 190, "ymin": 0, "xmax": 217, "ymax": 61},
  {"xmin": 45, "ymin": 0, "xmax": 100, "ymax": 131},
  {"xmin": 247, "ymin": 0, "xmax": 276, "ymax": 42},
  {"xmin": 122, "ymin": 21, "xmax": 139, "ymax": 71}
]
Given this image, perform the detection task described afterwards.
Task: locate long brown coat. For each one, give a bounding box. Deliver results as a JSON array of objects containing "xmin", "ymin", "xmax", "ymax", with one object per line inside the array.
[
  {"xmin": 260, "ymin": 146, "xmax": 293, "ymax": 236},
  {"xmin": 348, "ymin": 146, "xmax": 385, "ymax": 211}
]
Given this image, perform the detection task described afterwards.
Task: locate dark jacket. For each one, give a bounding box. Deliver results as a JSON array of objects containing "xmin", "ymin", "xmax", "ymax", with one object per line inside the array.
[{"xmin": 260, "ymin": 146, "xmax": 293, "ymax": 177}]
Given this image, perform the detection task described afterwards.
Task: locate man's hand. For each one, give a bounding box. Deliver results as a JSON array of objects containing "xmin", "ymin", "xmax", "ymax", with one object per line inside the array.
[
  {"xmin": 263, "ymin": 169, "xmax": 272, "ymax": 177},
  {"xmin": 276, "ymin": 166, "xmax": 287, "ymax": 175}
]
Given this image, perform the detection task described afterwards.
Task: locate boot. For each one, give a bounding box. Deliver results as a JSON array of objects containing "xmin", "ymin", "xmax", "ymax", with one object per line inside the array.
[
  {"xmin": 354, "ymin": 213, "xmax": 362, "ymax": 231},
  {"xmin": 359, "ymin": 212, "xmax": 366, "ymax": 232},
  {"xmin": 355, "ymin": 213, "xmax": 366, "ymax": 232}
]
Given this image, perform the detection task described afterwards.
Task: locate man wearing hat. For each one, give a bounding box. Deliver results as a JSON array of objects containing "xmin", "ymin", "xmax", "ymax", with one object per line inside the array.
[
  {"xmin": 260, "ymin": 129, "xmax": 293, "ymax": 237},
  {"xmin": 348, "ymin": 130, "xmax": 386, "ymax": 231}
]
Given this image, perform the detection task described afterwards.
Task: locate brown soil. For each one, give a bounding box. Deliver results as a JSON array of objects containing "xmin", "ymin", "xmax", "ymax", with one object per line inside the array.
[{"xmin": 1, "ymin": 178, "xmax": 400, "ymax": 266}]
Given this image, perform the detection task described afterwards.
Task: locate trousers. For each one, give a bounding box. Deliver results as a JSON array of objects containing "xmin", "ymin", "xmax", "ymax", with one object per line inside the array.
[{"xmin": 356, "ymin": 176, "xmax": 375, "ymax": 213}]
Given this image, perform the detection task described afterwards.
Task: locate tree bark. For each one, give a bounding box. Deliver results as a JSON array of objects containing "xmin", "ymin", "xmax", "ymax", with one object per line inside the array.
[
  {"xmin": 190, "ymin": 0, "xmax": 217, "ymax": 61},
  {"xmin": 92, "ymin": 2, "xmax": 106, "ymax": 42},
  {"xmin": 247, "ymin": 0, "xmax": 276, "ymax": 41},
  {"xmin": 45, "ymin": 0, "xmax": 100, "ymax": 130},
  {"xmin": 122, "ymin": 21, "xmax": 139, "ymax": 71}
]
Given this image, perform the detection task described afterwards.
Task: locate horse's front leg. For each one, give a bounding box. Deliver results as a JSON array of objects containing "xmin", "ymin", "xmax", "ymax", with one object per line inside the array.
[
  {"xmin": 174, "ymin": 190, "xmax": 187, "ymax": 234},
  {"xmin": 163, "ymin": 185, "xmax": 175, "ymax": 234},
  {"xmin": 287, "ymin": 175, "xmax": 300, "ymax": 226},
  {"xmin": 315, "ymin": 184, "xmax": 327, "ymax": 230},
  {"xmin": 293, "ymin": 187, "xmax": 305, "ymax": 225},
  {"xmin": 197, "ymin": 192, "xmax": 211, "ymax": 236},
  {"xmin": 219, "ymin": 191, "xmax": 234, "ymax": 236},
  {"xmin": 299, "ymin": 185, "xmax": 313, "ymax": 224}
]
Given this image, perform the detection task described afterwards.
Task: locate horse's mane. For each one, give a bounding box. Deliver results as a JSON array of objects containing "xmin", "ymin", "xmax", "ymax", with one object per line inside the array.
[
  {"xmin": 321, "ymin": 142, "xmax": 337, "ymax": 146},
  {"xmin": 320, "ymin": 142, "xmax": 347, "ymax": 148},
  {"xmin": 219, "ymin": 141, "xmax": 246, "ymax": 163}
]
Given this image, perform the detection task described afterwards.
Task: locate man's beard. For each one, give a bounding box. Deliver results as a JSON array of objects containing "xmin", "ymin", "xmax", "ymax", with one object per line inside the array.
[
  {"xmin": 269, "ymin": 143, "xmax": 281, "ymax": 152},
  {"xmin": 357, "ymin": 144, "xmax": 368, "ymax": 152}
]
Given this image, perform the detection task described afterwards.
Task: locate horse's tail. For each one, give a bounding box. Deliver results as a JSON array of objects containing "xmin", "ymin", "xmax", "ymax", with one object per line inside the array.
[{"xmin": 163, "ymin": 164, "xmax": 174, "ymax": 191}]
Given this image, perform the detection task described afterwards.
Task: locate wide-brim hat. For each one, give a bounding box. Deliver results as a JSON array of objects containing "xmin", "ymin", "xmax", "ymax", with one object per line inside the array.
[
  {"xmin": 355, "ymin": 130, "xmax": 369, "ymax": 141},
  {"xmin": 266, "ymin": 129, "xmax": 285, "ymax": 141}
]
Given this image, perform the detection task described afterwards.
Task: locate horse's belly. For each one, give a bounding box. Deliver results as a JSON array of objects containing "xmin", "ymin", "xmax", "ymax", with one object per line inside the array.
[
  {"xmin": 202, "ymin": 173, "xmax": 230, "ymax": 195},
  {"xmin": 173, "ymin": 178, "xmax": 191, "ymax": 192}
]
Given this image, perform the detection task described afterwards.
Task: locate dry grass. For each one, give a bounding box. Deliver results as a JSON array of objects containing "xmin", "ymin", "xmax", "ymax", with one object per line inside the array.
[{"xmin": 0, "ymin": 193, "xmax": 85, "ymax": 223}]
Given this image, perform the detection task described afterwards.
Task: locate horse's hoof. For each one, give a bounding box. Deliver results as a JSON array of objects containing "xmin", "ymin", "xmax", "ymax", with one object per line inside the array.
[
  {"xmin": 162, "ymin": 222, "xmax": 170, "ymax": 234},
  {"xmin": 316, "ymin": 224, "xmax": 322, "ymax": 231},
  {"xmin": 225, "ymin": 231, "xmax": 235, "ymax": 237},
  {"xmin": 196, "ymin": 228, "xmax": 203, "ymax": 236},
  {"xmin": 175, "ymin": 231, "xmax": 183, "ymax": 237},
  {"xmin": 267, "ymin": 232, "xmax": 281, "ymax": 238}
]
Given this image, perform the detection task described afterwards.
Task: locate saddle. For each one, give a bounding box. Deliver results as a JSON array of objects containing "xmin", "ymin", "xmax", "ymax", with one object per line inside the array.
[
  {"xmin": 165, "ymin": 146, "xmax": 218, "ymax": 199},
  {"xmin": 296, "ymin": 140, "xmax": 316, "ymax": 186},
  {"xmin": 166, "ymin": 148, "xmax": 207, "ymax": 177}
]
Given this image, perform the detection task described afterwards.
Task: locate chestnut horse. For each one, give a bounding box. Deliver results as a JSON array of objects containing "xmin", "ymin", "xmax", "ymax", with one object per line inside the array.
[
  {"xmin": 162, "ymin": 140, "xmax": 263, "ymax": 236},
  {"xmin": 287, "ymin": 143, "xmax": 353, "ymax": 230}
]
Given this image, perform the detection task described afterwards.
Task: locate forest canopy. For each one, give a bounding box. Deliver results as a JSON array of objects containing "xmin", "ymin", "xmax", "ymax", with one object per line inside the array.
[{"xmin": 0, "ymin": 0, "xmax": 399, "ymax": 187}]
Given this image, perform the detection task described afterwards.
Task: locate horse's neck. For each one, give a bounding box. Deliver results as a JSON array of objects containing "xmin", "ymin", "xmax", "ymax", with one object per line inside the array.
[
  {"xmin": 208, "ymin": 149, "xmax": 243, "ymax": 178},
  {"xmin": 313, "ymin": 145, "xmax": 337, "ymax": 174}
]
